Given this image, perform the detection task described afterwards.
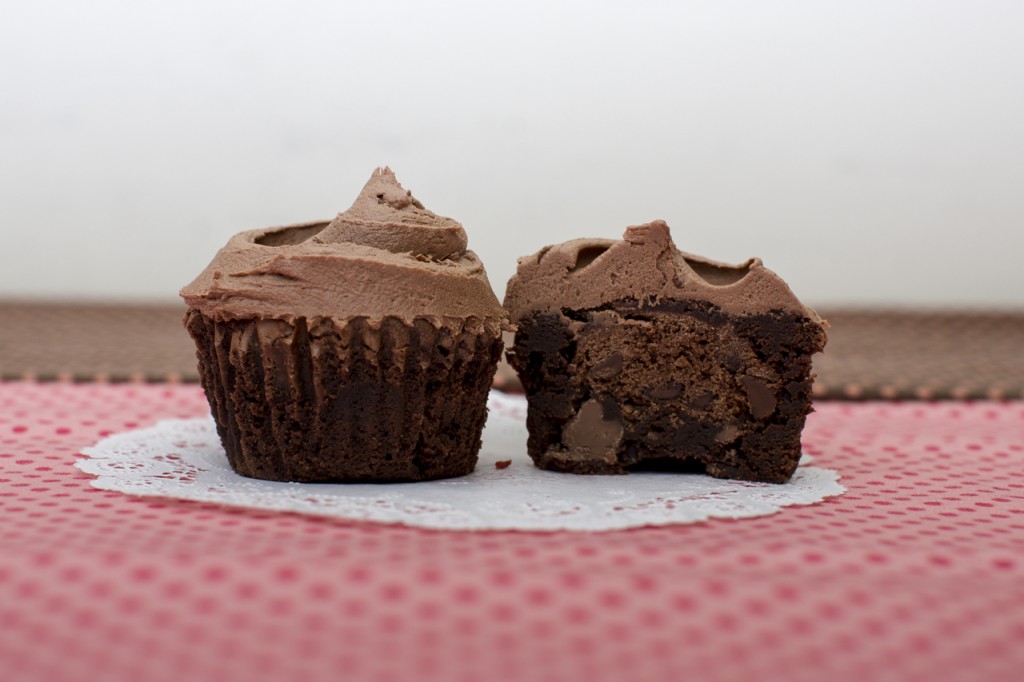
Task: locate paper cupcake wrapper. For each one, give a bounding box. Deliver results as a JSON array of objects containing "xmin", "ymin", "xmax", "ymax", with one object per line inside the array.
[{"xmin": 185, "ymin": 311, "xmax": 503, "ymax": 482}]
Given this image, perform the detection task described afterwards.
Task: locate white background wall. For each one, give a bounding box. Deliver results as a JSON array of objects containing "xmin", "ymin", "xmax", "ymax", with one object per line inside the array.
[{"xmin": 2, "ymin": 1, "xmax": 1022, "ymax": 308}]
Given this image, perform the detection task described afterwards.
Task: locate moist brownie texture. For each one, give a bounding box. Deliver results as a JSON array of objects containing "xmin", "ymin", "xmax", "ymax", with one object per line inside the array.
[{"xmin": 504, "ymin": 220, "xmax": 826, "ymax": 483}]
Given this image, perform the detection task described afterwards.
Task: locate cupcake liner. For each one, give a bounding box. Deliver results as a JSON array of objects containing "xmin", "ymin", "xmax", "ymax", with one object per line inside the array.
[{"xmin": 185, "ymin": 310, "xmax": 503, "ymax": 482}]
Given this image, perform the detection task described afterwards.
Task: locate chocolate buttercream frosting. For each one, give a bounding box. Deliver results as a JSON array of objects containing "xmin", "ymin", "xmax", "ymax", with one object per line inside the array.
[
  {"xmin": 181, "ymin": 168, "xmax": 503, "ymax": 323},
  {"xmin": 504, "ymin": 220, "xmax": 822, "ymax": 322}
]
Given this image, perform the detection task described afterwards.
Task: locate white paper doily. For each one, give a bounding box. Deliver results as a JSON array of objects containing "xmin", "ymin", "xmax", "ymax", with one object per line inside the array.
[{"xmin": 76, "ymin": 391, "xmax": 844, "ymax": 531}]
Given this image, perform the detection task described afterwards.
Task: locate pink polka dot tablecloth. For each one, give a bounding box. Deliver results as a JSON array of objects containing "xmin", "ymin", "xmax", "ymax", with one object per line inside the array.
[{"xmin": 1, "ymin": 383, "xmax": 1022, "ymax": 682}]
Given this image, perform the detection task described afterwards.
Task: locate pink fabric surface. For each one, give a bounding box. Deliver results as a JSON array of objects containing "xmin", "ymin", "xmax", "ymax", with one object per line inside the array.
[{"xmin": 1, "ymin": 383, "xmax": 1022, "ymax": 682}]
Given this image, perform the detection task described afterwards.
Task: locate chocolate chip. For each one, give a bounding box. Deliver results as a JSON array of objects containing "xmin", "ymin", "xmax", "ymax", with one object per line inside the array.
[
  {"xmin": 591, "ymin": 351, "xmax": 624, "ymax": 379},
  {"xmin": 649, "ymin": 382, "xmax": 682, "ymax": 400},
  {"xmin": 690, "ymin": 391, "xmax": 715, "ymax": 409},
  {"xmin": 562, "ymin": 397, "xmax": 624, "ymax": 460},
  {"xmin": 741, "ymin": 376, "xmax": 777, "ymax": 419},
  {"xmin": 785, "ymin": 380, "xmax": 808, "ymax": 397}
]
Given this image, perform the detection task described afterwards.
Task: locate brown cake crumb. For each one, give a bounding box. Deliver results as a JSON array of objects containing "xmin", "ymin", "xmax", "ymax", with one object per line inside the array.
[
  {"xmin": 502, "ymin": 220, "xmax": 827, "ymax": 484},
  {"xmin": 506, "ymin": 301, "xmax": 825, "ymax": 482},
  {"xmin": 495, "ymin": 460, "xmax": 512, "ymax": 470}
]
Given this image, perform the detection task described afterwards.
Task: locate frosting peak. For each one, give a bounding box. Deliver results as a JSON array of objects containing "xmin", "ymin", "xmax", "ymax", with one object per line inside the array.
[
  {"xmin": 313, "ymin": 167, "xmax": 468, "ymax": 260},
  {"xmin": 623, "ymin": 219, "xmax": 672, "ymax": 246}
]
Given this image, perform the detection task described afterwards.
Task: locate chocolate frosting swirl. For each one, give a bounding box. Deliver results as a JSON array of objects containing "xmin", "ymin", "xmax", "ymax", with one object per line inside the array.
[
  {"xmin": 313, "ymin": 167, "xmax": 468, "ymax": 260},
  {"xmin": 504, "ymin": 220, "xmax": 823, "ymax": 323},
  {"xmin": 181, "ymin": 168, "xmax": 503, "ymax": 323}
]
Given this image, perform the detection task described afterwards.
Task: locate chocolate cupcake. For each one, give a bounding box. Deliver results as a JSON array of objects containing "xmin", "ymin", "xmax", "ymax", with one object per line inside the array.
[
  {"xmin": 504, "ymin": 220, "xmax": 826, "ymax": 483},
  {"xmin": 181, "ymin": 168, "xmax": 505, "ymax": 482}
]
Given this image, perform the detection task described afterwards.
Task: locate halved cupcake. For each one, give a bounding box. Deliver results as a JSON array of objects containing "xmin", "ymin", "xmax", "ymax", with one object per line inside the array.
[{"xmin": 503, "ymin": 220, "xmax": 826, "ymax": 483}]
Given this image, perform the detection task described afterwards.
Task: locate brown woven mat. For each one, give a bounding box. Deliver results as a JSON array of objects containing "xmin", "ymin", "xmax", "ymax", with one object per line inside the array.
[
  {"xmin": 811, "ymin": 310, "xmax": 1023, "ymax": 400},
  {"xmin": 0, "ymin": 301, "xmax": 196, "ymax": 383},
  {"xmin": 1, "ymin": 301, "xmax": 1021, "ymax": 399}
]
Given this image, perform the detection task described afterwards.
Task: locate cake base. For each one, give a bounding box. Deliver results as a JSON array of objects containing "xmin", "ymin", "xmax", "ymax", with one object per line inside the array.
[
  {"xmin": 185, "ymin": 311, "xmax": 503, "ymax": 482},
  {"xmin": 506, "ymin": 299, "xmax": 826, "ymax": 483}
]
